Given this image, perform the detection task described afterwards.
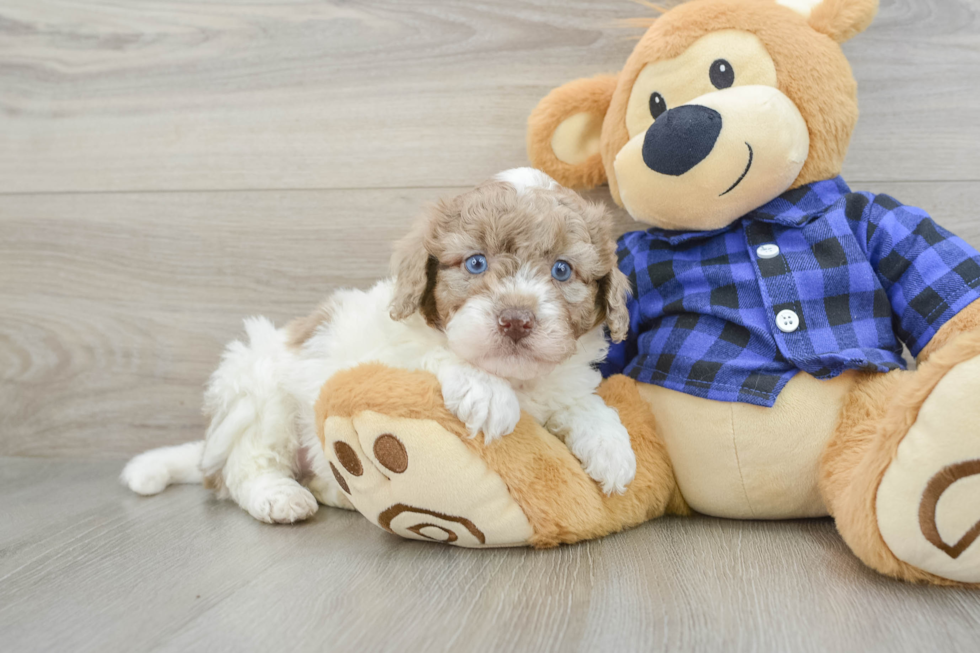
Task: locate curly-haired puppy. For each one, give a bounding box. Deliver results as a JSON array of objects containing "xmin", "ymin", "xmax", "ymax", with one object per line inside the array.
[{"xmin": 122, "ymin": 169, "xmax": 636, "ymax": 523}]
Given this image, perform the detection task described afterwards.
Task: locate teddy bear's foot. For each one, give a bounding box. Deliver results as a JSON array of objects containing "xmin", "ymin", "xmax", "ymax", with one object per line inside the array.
[
  {"xmin": 316, "ymin": 364, "xmax": 535, "ymax": 547},
  {"xmin": 322, "ymin": 411, "xmax": 534, "ymax": 547},
  {"xmin": 316, "ymin": 364, "xmax": 685, "ymax": 549},
  {"xmin": 876, "ymin": 353, "xmax": 980, "ymax": 583}
]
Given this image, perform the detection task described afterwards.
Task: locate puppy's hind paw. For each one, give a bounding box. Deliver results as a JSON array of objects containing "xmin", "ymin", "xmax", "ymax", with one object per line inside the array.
[
  {"xmin": 245, "ymin": 478, "xmax": 319, "ymax": 524},
  {"xmin": 121, "ymin": 457, "xmax": 170, "ymax": 496}
]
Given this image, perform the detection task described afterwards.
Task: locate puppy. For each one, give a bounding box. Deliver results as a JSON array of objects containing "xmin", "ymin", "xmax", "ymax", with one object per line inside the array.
[{"xmin": 122, "ymin": 168, "xmax": 636, "ymax": 523}]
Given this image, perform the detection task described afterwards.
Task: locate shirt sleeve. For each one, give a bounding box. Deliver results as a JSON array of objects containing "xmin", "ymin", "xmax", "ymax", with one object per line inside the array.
[{"xmin": 859, "ymin": 194, "xmax": 980, "ymax": 356}]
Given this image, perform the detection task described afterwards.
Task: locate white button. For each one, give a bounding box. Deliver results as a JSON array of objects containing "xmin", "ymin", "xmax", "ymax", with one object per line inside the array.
[
  {"xmin": 776, "ymin": 309, "xmax": 800, "ymax": 333},
  {"xmin": 757, "ymin": 244, "xmax": 780, "ymax": 259}
]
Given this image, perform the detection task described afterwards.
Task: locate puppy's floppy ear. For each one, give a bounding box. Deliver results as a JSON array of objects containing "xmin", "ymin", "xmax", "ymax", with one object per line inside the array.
[
  {"xmin": 527, "ymin": 74, "xmax": 618, "ymax": 190},
  {"xmin": 581, "ymin": 200, "xmax": 631, "ymax": 343},
  {"xmin": 599, "ymin": 267, "xmax": 631, "ymax": 343},
  {"xmin": 389, "ymin": 212, "xmax": 438, "ymax": 322}
]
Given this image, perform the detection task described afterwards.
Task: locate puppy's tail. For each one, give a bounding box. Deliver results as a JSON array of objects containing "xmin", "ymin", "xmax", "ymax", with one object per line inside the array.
[
  {"xmin": 121, "ymin": 440, "xmax": 205, "ymax": 495},
  {"xmin": 122, "ymin": 316, "xmax": 286, "ymax": 496}
]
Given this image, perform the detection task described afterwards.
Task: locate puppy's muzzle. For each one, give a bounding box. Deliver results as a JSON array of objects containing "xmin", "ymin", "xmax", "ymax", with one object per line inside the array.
[
  {"xmin": 497, "ymin": 309, "xmax": 535, "ymax": 343},
  {"xmin": 642, "ymin": 105, "xmax": 723, "ymax": 176}
]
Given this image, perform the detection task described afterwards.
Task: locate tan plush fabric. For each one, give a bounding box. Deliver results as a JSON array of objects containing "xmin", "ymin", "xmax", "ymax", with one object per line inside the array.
[{"xmin": 637, "ymin": 371, "xmax": 855, "ymax": 519}]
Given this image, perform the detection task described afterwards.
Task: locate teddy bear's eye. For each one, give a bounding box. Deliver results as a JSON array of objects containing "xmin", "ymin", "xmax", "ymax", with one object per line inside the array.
[
  {"xmin": 648, "ymin": 92, "xmax": 667, "ymax": 119},
  {"xmin": 710, "ymin": 59, "xmax": 735, "ymax": 89}
]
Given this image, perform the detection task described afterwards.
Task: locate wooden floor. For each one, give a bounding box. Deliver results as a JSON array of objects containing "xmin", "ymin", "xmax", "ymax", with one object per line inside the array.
[
  {"xmin": 1, "ymin": 0, "xmax": 979, "ymax": 650},
  {"xmin": 3, "ymin": 457, "xmax": 980, "ymax": 653}
]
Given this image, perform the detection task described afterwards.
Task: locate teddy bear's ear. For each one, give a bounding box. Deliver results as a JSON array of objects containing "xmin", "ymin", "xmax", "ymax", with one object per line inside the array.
[
  {"xmin": 527, "ymin": 74, "xmax": 618, "ymax": 190},
  {"xmin": 778, "ymin": 0, "xmax": 878, "ymax": 42}
]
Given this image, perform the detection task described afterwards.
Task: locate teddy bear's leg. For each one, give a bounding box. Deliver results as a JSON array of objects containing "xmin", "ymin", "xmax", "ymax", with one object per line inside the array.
[
  {"xmin": 820, "ymin": 332, "xmax": 980, "ymax": 586},
  {"xmin": 315, "ymin": 364, "xmax": 685, "ymax": 548}
]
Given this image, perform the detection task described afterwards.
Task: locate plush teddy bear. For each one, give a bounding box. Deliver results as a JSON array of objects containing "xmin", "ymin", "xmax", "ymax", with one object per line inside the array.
[{"xmin": 317, "ymin": 0, "xmax": 980, "ymax": 586}]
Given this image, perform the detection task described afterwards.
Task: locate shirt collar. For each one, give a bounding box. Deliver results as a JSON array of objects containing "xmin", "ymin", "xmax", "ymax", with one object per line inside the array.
[
  {"xmin": 746, "ymin": 176, "xmax": 851, "ymax": 227},
  {"xmin": 642, "ymin": 176, "xmax": 851, "ymax": 244}
]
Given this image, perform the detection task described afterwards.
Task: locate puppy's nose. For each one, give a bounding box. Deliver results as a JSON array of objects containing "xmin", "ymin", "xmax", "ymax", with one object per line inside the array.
[
  {"xmin": 642, "ymin": 105, "xmax": 722, "ymax": 176},
  {"xmin": 498, "ymin": 309, "xmax": 535, "ymax": 343}
]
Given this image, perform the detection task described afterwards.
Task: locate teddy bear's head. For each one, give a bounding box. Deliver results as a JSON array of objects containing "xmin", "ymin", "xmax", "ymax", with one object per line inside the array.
[{"xmin": 528, "ymin": 0, "xmax": 878, "ymax": 231}]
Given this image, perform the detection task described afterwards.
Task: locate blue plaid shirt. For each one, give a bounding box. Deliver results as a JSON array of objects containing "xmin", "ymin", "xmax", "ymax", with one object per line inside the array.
[{"xmin": 602, "ymin": 177, "xmax": 980, "ymax": 406}]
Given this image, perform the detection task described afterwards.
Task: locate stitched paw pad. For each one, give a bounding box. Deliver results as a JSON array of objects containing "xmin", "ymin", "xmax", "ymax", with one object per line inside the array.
[
  {"xmin": 321, "ymin": 411, "xmax": 533, "ymax": 547},
  {"xmin": 877, "ymin": 354, "xmax": 980, "ymax": 583}
]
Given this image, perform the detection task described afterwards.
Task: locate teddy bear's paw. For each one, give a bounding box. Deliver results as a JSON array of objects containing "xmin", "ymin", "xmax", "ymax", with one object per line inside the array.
[
  {"xmin": 876, "ymin": 354, "xmax": 980, "ymax": 583},
  {"xmin": 321, "ymin": 411, "xmax": 533, "ymax": 548},
  {"xmin": 308, "ymin": 474, "xmax": 356, "ymax": 511}
]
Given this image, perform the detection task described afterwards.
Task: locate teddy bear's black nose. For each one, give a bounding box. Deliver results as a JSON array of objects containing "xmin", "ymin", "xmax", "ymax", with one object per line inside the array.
[{"xmin": 642, "ymin": 105, "xmax": 723, "ymax": 176}]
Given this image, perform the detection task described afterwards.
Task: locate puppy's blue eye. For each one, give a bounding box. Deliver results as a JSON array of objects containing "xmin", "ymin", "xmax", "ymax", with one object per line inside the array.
[
  {"xmin": 551, "ymin": 260, "xmax": 572, "ymax": 281},
  {"xmin": 464, "ymin": 254, "xmax": 488, "ymax": 275}
]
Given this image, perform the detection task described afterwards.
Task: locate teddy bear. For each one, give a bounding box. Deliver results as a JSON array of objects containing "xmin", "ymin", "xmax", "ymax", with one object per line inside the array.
[{"xmin": 316, "ymin": 0, "xmax": 980, "ymax": 586}]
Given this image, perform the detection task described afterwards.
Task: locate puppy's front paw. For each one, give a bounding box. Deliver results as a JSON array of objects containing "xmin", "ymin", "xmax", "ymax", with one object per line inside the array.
[
  {"xmin": 567, "ymin": 422, "xmax": 636, "ymax": 495},
  {"xmin": 438, "ymin": 365, "xmax": 521, "ymax": 443}
]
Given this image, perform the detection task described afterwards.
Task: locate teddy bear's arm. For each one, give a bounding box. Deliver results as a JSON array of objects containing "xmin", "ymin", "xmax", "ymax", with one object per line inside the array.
[
  {"xmin": 917, "ymin": 298, "xmax": 980, "ymax": 363},
  {"xmin": 860, "ymin": 197, "xmax": 980, "ymax": 360}
]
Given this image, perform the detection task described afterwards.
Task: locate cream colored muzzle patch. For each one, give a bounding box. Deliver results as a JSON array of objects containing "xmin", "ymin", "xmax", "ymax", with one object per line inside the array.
[{"xmin": 613, "ymin": 85, "xmax": 809, "ymax": 232}]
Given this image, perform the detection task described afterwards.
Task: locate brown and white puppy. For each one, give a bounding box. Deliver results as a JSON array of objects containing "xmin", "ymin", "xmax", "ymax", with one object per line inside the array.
[{"xmin": 122, "ymin": 169, "xmax": 637, "ymax": 524}]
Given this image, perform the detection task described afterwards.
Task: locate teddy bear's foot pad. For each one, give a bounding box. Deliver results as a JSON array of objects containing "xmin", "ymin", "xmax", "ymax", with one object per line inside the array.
[
  {"xmin": 322, "ymin": 411, "xmax": 533, "ymax": 548},
  {"xmin": 877, "ymin": 354, "xmax": 980, "ymax": 582}
]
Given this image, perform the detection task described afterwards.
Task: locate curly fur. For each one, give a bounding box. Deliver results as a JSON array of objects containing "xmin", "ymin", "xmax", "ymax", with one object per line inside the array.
[{"xmin": 122, "ymin": 171, "xmax": 638, "ymax": 519}]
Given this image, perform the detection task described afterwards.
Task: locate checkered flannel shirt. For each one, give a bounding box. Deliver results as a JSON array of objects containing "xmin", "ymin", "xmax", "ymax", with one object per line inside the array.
[{"xmin": 601, "ymin": 177, "xmax": 980, "ymax": 406}]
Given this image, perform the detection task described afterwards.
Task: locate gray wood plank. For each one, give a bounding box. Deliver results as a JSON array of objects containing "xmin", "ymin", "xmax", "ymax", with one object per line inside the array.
[
  {"xmin": 0, "ymin": 0, "xmax": 978, "ymax": 194},
  {"xmin": 2, "ymin": 181, "xmax": 979, "ymax": 458},
  {"xmin": 0, "ymin": 187, "xmax": 429, "ymax": 457},
  {"xmin": 0, "ymin": 457, "xmax": 977, "ymax": 653}
]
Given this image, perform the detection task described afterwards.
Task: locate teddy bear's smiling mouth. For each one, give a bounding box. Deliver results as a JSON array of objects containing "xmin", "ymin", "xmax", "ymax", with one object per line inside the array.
[{"xmin": 719, "ymin": 142, "xmax": 753, "ymax": 197}]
